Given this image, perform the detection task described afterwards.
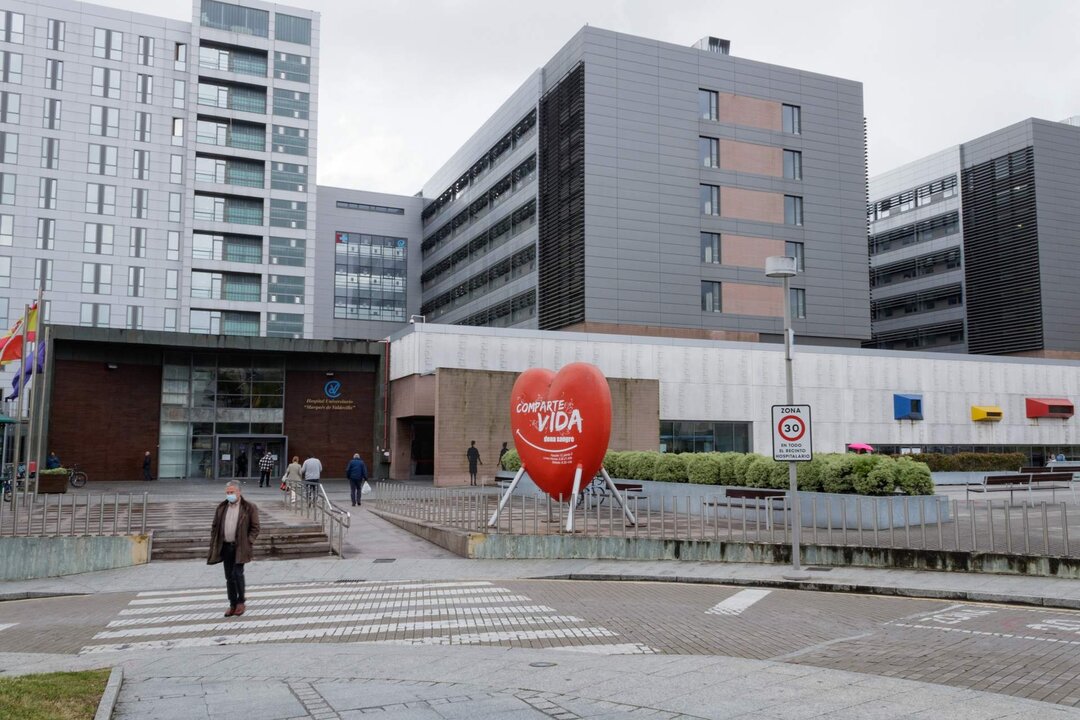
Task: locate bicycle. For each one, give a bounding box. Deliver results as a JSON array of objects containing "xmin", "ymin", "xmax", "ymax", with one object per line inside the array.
[
  {"xmin": 68, "ymin": 464, "xmax": 88, "ymax": 488},
  {"xmin": 575, "ymin": 475, "xmax": 610, "ymax": 508}
]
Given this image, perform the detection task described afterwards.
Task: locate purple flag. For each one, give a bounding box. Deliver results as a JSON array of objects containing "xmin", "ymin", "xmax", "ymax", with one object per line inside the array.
[{"xmin": 6, "ymin": 343, "xmax": 45, "ymax": 401}]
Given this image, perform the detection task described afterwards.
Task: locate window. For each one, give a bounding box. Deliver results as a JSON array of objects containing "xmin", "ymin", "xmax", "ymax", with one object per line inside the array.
[
  {"xmin": 0, "ymin": 130, "xmax": 16, "ymax": 163},
  {"xmin": 199, "ymin": 44, "xmax": 267, "ymax": 76},
  {"xmin": 335, "ymin": 200, "xmax": 405, "ymax": 214},
  {"xmin": 790, "ymin": 288, "xmax": 806, "ymax": 319},
  {"xmin": 82, "ymin": 262, "xmax": 112, "ymax": 294},
  {"xmin": 174, "ymin": 42, "xmax": 187, "ymax": 70},
  {"xmin": 170, "ymin": 155, "xmax": 183, "ymax": 183},
  {"xmin": 38, "ymin": 177, "xmax": 57, "ymax": 209},
  {"xmin": 783, "ymin": 149, "xmax": 802, "ymax": 180},
  {"xmin": 173, "ymin": 79, "xmax": 185, "ymax": 108},
  {"xmin": 126, "ymin": 305, "xmax": 142, "ymax": 330},
  {"xmin": 169, "ymin": 193, "xmax": 181, "ymax": 223},
  {"xmin": 782, "ymin": 104, "xmax": 801, "ymax": 134},
  {"xmin": 270, "ymin": 236, "xmax": 305, "ymax": 266},
  {"xmin": 700, "ymin": 184, "xmax": 719, "ymax": 216},
  {"xmin": 167, "ymin": 231, "xmax": 179, "ymax": 260},
  {"xmin": 93, "ymin": 28, "xmax": 123, "ymax": 60},
  {"xmin": 270, "ymin": 162, "xmax": 306, "ymax": 192},
  {"xmin": 785, "ymin": 241, "xmax": 804, "ymax": 272},
  {"xmin": 131, "ymin": 188, "xmax": 149, "ymax": 219},
  {"xmin": 699, "ymin": 136, "xmax": 718, "ymax": 168},
  {"xmin": 272, "ymin": 88, "xmax": 309, "ymax": 119},
  {"xmin": 275, "ymin": 13, "xmax": 311, "ymax": 44},
  {"xmin": 130, "ymin": 227, "xmax": 146, "ymax": 257},
  {"xmin": 267, "ymin": 312, "xmax": 302, "ymax": 339},
  {"xmin": 701, "ymin": 232, "xmax": 720, "ymax": 264},
  {"xmin": 271, "ymin": 125, "xmax": 307, "ymax": 155},
  {"xmin": 268, "ymin": 274, "xmax": 304, "ymax": 304},
  {"xmin": 165, "ymin": 268, "xmax": 177, "ymax": 298},
  {"xmin": 164, "ymin": 308, "xmax": 176, "ymax": 331},
  {"xmin": 45, "ymin": 59, "xmax": 62, "ymax": 90},
  {"xmin": 201, "ymin": 0, "xmax": 269, "ymax": 37},
  {"xmin": 47, "ymin": 19, "xmax": 64, "ymax": 51},
  {"xmin": 135, "ymin": 111, "xmax": 151, "ymax": 141},
  {"xmin": 137, "ymin": 35, "xmax": 154, "ymax": 65},
  {"xmin": 80, "ymin": 303, "xmax": 110, "ymax": 327},
  {"xmin": 274, "ymin": 52, "xmax": 309, "ymax": 83},
  {"xmin": 1, "ymin": 51, "xmax": 23, "ymax": 83},
  {"xmin": 269, "ymin": 198, "xmax": 305, "ymax": 228},
  {"xmin": 128, "ymin": 266, "xmax": 145, "ymax": 297},
  {"xmin": 195, "ymin": 194, "xmax": 263, "ymax": 225},
  {"xmin": 92, "ymin": 67, "xmax": 121, "ymax": 98},
  {"xmin": 0, "ymin": 91, "xmax": 19, "ymax": 123},
  {"xmin": 0, "ymin": 256, "xmax": 10, "ymax": 287},
  {"xmin": 0, "ymin": 213, "xmax": 10, "ymax": 244},
  {"xmin": 88, "ymin": 144, "xmax": 118, "ymax": 176},
  {"xmin": 132, "ymin": 149, "xmax": 149, "ymax": 180},
  {"xmin": 85, "ymin": 183, "xmax": 116, "ymax": 215},
  {"xmin": 36, "ymin": 218, "xmax": 54, "ymax": 249},
  {"xmin": 784, "ymin": 195, "xmax": 803, "ymax": 226},
  {"xmin": 83, "ymin": 223, "xmax": 114, "ymax": 254},
  {"xmin": 90, "ymin": 106, "xmax": 119, "ymax": 137},
  {"xmin": 0, "ymin": 12, "xmax": 24, "ymax": 44},
  {"xmin": 136, "ymin": 73, "xmax": 152, "ymax": 103},
  {"xmin": 193, "ymin": 233, "xmax": 262, "ymax": 263},
  {"xmin": 171, "ymin": 117, "xmax": 184, "ymax": 145},
  {"xmin": 35, "ymin": 258, "xmax": 52, "ymax": 290},
  {"xmin": 0, "ymin": 172, "xmax": 13, "ymax": 204},
  {"xmin": 699, "ymin": 89, "xmax": 718, "ymax": 121},
  {"xmin": 43, "ymin": 98, "xmax": 60, "ymax": 129},
  {"xmin": 701, "ymin": 281, "xmax": 722, "ymax": 312}
]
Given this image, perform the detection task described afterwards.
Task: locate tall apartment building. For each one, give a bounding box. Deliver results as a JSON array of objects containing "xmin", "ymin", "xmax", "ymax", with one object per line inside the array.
[
  {"xmin": 867, "ymin": 118, "xmax": 1080, "ymax": 357},
  {"xmin": 0, "ymin": 0, "xmax": 319, "ymax": 338},
  {"xmin": 418, "ymin": 28, "xmax": 869, "ymax": 346}
]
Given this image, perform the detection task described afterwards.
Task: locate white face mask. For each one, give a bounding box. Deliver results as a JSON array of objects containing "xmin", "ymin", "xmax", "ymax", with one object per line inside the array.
[{"xmin": 226, "ymin": 493, "xmax": 238, "ymax": 503}]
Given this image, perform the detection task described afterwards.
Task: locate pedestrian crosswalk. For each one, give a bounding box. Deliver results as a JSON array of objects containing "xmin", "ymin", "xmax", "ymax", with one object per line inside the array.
[{"xmin": 79, "ymin": 580, "xmax": 655, "ymax": 655}]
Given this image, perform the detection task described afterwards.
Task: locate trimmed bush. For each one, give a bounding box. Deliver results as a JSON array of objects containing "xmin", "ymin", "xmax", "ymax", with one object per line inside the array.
[
  {"xmin": 744, "ymin": 456, "xmax": 788, "ymax": 489},
  {"xmin": 716, "ymin": 452, "xmax": 742, "ymax": 486},
  {"xmin": 685, "ymin": 453, "xmax": 721, "ymax": 485},
  {"xmin": 853, "ymin": 459, "xmax": 898, "ymax": 495},
  {"xmin": 626, "ymin": 451, "xmax": 661, "ymax": 481},
  {"xmin": 899, "ymin": 452, "xmax": 1025, "ymax": 473},
  {"xmin": 896, "ymin": 457, "xmax": 934, "ymax": 495},
  {"xmin": 500, "ymin": 449, "xmax": 521, "ymax": 472},
  {"xmin": 821, "ymin": 454, "xmax": 857, "ymax": 494},
  {"xmin": 732, "ymin": 453, "xmax": 762, "ymax": 487},
  {"xmin": 653, "ymin": 453, "xmax": 689, "ymax": 482},
  {"xmin": 796, "ymin": 457, "xmax": 826, "ymax": 492}
]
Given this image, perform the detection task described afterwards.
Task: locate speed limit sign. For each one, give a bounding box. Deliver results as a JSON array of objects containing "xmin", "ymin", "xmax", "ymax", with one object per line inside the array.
[{"xmin": 772, "ymin": 405, "xmax": 812, "ymax": 461}]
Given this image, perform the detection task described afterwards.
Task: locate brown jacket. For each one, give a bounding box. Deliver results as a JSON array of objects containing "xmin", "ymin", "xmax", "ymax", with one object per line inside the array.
[{"xmin": 207, "ymin": 497, "xmax": 260, "ymax": 565}]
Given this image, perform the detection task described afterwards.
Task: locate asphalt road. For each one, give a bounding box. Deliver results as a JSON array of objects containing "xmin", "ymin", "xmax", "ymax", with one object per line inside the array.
[{"xmin": 2, "ymin": 578, "xmax": 1080, "ymax": 709}]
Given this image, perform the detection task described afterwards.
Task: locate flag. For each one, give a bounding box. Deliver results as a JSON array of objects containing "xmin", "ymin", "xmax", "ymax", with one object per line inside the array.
[
  {"xmin": 7, "ymin": 342, "xmax": 45, "ymax": 401},
  {"xmin": 0, "ymin": 302, "xmax": 38, "ymax": 366}
]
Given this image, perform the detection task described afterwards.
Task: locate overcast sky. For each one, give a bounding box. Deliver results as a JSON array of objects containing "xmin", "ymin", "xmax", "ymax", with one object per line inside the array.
[{"xmin": 104, "ymin": 0, "xmax": 1080, "ymax": 195}]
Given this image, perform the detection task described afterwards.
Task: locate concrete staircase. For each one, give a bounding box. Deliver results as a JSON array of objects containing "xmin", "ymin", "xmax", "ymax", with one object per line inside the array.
[{"xmin": 146, "ymin": 500, "xmax": 333, "ymax": 561}]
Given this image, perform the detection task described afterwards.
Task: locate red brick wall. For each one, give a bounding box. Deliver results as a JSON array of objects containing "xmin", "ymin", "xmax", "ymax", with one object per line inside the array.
[
  {"xmin": 283, "ymin": 370, "xmax": 375, "ymax": 477},
  {"xmin": 49, "ymin": 359, "xmax": 162, "ymax": 482}
]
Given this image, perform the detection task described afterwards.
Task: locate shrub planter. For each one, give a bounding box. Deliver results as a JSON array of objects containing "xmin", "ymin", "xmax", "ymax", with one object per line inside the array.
[
  {"xmin": 37, "ymin": 473, "xmax": 68, "ymax": 494},
  {"xmin": 493, "ymin": 471, "xmax": 949, "ymax": 529}
]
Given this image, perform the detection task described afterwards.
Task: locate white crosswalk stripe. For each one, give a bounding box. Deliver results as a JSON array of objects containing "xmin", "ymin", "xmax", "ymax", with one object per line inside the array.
[
  {"xmin": 0, "ymin": 623, "xmax": 17, "ymax": 632},
  {"xmin": 705, "ymin": 589, "xmax": 772, "ymax": 616},
  {"xmin": 81, "ymin": 580, "xmax": 657, "ymax": 656}
]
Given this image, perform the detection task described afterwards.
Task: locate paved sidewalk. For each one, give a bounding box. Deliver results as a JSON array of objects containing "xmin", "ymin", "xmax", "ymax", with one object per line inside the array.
[{"xmin": 1, "ymin": 643, "xmax": 1077, "ymax": 719}]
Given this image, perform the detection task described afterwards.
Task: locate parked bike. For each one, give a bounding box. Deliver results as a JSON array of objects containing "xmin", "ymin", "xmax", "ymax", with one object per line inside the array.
[{"xmin": 68, "ymin": 463, "xmax": 88, "ymax": 488}]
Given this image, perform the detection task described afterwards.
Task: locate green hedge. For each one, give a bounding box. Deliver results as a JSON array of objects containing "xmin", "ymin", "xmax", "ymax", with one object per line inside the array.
[
  {"xmin": 496, "ymin": 449, "xmax": 939, "ymax": 496},
  {"xmin": 897, "ymin": 452, "xmax": 1025, "ymax": 472}
]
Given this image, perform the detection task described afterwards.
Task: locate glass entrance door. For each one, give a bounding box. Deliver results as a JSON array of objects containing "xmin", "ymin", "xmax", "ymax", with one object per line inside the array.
[{"xmin": 214, "ymin": 436, "xmax": 287, "ymax": 481}]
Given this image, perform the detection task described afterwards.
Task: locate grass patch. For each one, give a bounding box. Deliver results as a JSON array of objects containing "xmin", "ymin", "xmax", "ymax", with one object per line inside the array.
[{"xmin": 0, "ymin": 669, "xmax": 111, "ymax": 720}]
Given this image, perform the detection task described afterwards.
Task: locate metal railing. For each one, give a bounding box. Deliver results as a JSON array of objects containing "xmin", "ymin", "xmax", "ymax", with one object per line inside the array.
[
  {"xmin": 0, "ymin": 492, "xmax": 148, "ymax": 537},
  {"xmin": 369, "ymin": 483, "xmax": 1079, "ymax": 558},
  {"xmin": 280, "ymin": 479, "xmax": 351, "ymax": 558}
]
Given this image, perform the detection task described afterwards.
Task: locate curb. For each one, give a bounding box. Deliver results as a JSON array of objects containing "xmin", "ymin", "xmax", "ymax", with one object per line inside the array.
[
  {"xmin": 0, "ymin": 591, "xmax": 87, "ymax": 601},
  {"xmin": 533, "ymin": 573, "xmax": 1080, "ymax": 611},
  {"xmin": 94, "ymin": 666, "xmax": 123, "ymax": 720}
]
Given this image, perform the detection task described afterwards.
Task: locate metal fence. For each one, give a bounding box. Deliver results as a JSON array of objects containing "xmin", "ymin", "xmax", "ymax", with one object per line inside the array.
[
  {"xmin": 281, "ymin": 479, "xmax": 351, "ymax": 558},
  {"xmin": 369, "ymin": 483, "xmax": 1079, "ymax": 558},
  {"xmin": 0, "ymin": 492, "xmax": 149, "ymax": 537}
]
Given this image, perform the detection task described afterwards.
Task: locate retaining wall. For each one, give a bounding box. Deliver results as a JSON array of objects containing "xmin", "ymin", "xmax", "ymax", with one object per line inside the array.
[{"xmin": 0, "ymin": 534, "xmax": 151, "ymax": 581}]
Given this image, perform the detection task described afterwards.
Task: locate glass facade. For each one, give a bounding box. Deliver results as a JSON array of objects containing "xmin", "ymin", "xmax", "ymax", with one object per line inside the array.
[
  {"xmin": 659, "ymin": 420, "xmax": 752, "ymax": 454},
  {"xmin": 334, "ymin": 230, "xmax": 407, "ymax": 321},
  {"xmin": 159, "ymin": 353, "xmax": 284, "ymax": 479}
]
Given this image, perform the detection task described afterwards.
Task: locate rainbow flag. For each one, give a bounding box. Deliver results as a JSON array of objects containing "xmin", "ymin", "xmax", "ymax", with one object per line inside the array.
[{"xmin": 0, "ymin": 302, "xmax": 39, "ymax": 366}]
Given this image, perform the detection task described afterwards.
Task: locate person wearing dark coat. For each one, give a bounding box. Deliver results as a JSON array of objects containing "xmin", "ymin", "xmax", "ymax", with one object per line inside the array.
[
  {"xmin": 207, "ymin": 482, "xmax": 260, "ymax": 617},
  {"xmin": 142, "ymin": 451, "xmax": 154, "ymax": 481},
  {"xmin": 345, "ymin": 453, "xmax": 368, "ymax": 506}
]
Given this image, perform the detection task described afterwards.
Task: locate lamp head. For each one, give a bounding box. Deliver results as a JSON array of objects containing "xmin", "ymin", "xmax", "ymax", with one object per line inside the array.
[{"xmin": 765, "ymin": 256, "xmax": 798, "ymax": 278}]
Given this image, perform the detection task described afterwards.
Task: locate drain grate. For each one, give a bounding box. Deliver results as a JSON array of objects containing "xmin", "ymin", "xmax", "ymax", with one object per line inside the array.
[
  {"xmin": 373, "ymin": 558, "xmax": 396, "ymax": 564},
  {"xmin": 806, "ymin": 567, "xmax": 832, "ymax": 572}
]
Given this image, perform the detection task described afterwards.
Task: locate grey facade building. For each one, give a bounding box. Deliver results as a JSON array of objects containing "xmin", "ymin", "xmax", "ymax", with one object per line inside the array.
[
  {"xmin": 867, "ymin": 117, "xmax": 1080, "ymax": 357},
  {"xmin": 0, "ymin": 0, "xmax": 319, "ymax": 339},
  {"xmin": 419, "ymin": 28, "xmax": 869, "ymax": 346}
]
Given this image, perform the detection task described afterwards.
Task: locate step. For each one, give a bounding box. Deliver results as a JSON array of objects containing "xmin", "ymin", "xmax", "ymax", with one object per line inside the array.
[{"xmin": 152, "ymin": 542, "xmax": 333, "ymax": 561}]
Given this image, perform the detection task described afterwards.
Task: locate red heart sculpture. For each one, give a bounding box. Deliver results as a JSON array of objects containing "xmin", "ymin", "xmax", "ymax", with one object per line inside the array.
[{"xmin": 509, "ymin": 363, "xmax": 612, "ymax": 499}]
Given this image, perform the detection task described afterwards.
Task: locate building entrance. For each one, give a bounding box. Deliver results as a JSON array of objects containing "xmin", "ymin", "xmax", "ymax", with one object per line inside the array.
[{"xmin": 213, "ymin": 435, "xmax": 287, "ymax": 482}]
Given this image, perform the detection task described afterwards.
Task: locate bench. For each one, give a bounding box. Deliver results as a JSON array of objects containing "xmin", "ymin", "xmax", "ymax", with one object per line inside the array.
[
  {"xmin": 705, "ymin": 488, "xmax": 787, "ymax": 529},
  {"xmin": 966, "ymin": 473, "xmax": 1072, "ymax": 503}
]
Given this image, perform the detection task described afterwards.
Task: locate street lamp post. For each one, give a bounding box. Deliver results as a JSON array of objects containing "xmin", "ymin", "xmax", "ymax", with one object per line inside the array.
[{"xmin": 765, "ymin": 256, "xmax": 809, "ymax": 580}]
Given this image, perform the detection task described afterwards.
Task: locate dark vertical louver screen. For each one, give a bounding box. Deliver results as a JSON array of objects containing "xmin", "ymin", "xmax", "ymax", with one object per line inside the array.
[
  {"xmin": 962, "ymin": 147, "xmax": 1042, "ymax": 354},
  {"xmin": 537, "ymin": 62, "xmax": 585, "ymax": 330}
]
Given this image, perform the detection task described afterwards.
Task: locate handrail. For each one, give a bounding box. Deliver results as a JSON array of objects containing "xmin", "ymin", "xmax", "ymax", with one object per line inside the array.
[{"xmin": 281, "ymin": 479, "xmax": 351, "ymax": 558}]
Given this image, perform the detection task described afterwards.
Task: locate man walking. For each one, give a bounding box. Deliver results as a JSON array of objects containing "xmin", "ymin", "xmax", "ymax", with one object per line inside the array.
[
  {"xmin": 142, "ymin": 451, "xmax": 154, "ymax": 481},
  {"xmin": 345, "ymin": 453, "xmax": 368, "ymax": 507},
  {"xmin": 301, "ymin": 453, "xmax": 323, "ymax": 502},
  {"xmin": 498, "ymin": 442, "xmax": 509, "ymax": 469},
  {"xmin": 258, "ymin": 450, "xmax": 275, "ymax": 488},
  {"xmin": 466, "ymin": 440, "xmax": 482, "ymax": 486},
  {"xmin": 207, "ymin": 481, "xmax": 260, "ymax": 617}
]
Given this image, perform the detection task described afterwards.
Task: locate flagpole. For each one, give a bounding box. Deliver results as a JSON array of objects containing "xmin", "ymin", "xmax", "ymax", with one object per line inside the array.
[
  {"xmin": 12, "ymin": 304, "xmax": 27, "ymax": 518},
  {"xmin": 26, "ymin": 289, "xmax": 43, "ymax": 495},
  {"xmin": 30, "ymin": 325, "xmax": 49, "ymax": 495}
]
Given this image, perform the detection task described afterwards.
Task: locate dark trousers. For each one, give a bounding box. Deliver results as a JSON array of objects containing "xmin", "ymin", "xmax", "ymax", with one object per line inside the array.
[
  {"xmin": 259, "ymin": 470, "xmax": 271, "ymax": 487},
  {"xmin": 469, "ymin": 465, "xmax": 478, "ymax": 485},
  {"xmin": 304, "ymin": 480, "xmax": 320, "ymax": 502},
  {"xmin": 221, "ymin": 542, "xmax": 246, "ymax": 607},
  {"xmin": 142, "ymin": 466, "xmax": 153, "ymax": 481},
  {"xmin": 349, "ymin": 478, "xmax": 365, "ymax": 505}
]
